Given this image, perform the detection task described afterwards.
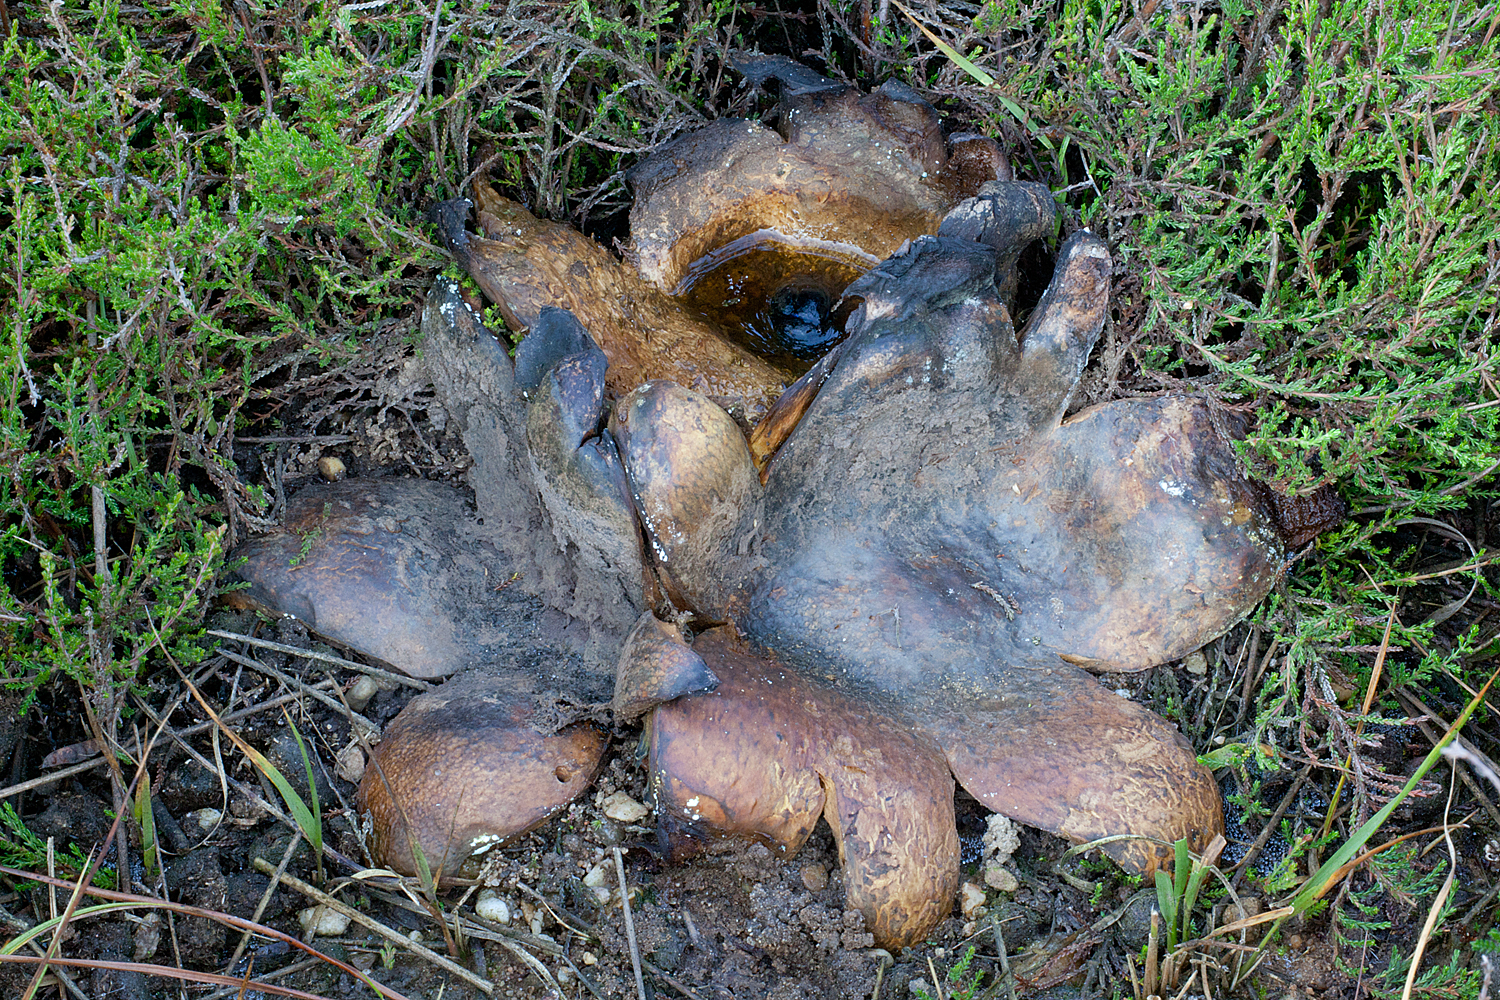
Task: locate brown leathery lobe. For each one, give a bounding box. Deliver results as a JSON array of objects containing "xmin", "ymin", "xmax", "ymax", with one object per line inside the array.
[
  {"xmin": 227, "ymin": 59, "xmax": 1346, "ymax": 954},
  {"xmin": 626, "ymin": 74, "xmax": 1003, "ymax": 295},
  {"xmin": 611, "ymin": 379, "xmax": 763, "ymax": 620},
  {"xmin": 435, "ymin": 58, "xmax": 1005, "ymax": 422},
  {"xmin": 435, "ymin": 186, "xmax": 788, "ymax": 425},
  {"xmin": 1265, "ymin": 482, "xmax": 1349, "ymax": 547},
  {"xmin": 649, "ymin": 627, "xmax": 959, "ymax": 949},
  {"xmin": 225, "ymin": 479, "xmax": 517, "ymax": 680},
  {"xmin": 358, "ymin": 672, "xmax": 607, "ymax": 877},
  {"xmin": 624, "ymin": 230, "xmax": 1281, "ymax": 904}
]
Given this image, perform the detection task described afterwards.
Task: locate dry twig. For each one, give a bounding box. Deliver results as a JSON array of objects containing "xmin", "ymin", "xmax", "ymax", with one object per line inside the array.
[
  {"xmin": 615, "ymin": 846, "xmax": 648, "ymax": 1000},
  {"xmin": 253, "ymin": 859, "xmax": 496, "ymax": 995}
]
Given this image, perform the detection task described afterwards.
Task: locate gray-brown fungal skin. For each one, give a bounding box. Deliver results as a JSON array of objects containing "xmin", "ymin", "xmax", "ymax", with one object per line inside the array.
[
  {"xmin": 435, "ymin": 187, "xmax": 790, "ymax": 424},
  {"xmin": 649, "ymin": 627, "xmax": 958, "ymax": 949},
  {"xmin": 620, "ymin": 224, "xmax": 1279, "ymax": 943},
  {"xmin": 231, "ymin": 61, "xmax": 1329, "ymax": 953},
  {"xmin": 611, "ymin": 380, "xmax": 764, "ymax": 621},
  {"xmin": 626, "ymin": 74, "xmax": 1003, "ymax": 295},
  {"xmin": 613, "ymin": 613, "xmax": 717, "ymax": 723},
  {"xmin": 225, "ymin": 479, "xmax": 518, "ymax": 680},
  {"xmin": 434, "ymin": 57, "xmax": 1005, "ymax": 422}
]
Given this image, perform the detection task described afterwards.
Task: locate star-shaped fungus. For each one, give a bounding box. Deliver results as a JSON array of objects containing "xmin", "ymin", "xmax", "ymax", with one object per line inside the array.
[{"xmin": 229, "ymin": 58, "xmax": 1335, "ymax": 949}]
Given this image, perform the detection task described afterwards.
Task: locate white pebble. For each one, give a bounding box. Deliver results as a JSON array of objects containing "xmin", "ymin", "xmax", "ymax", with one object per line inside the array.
[
  {"xmin": 185, "ymin": 808, "xmax": 221, "ymax": 831},
  {"xmin": 298, "ymin": 905, "xmax": 351, "ymax": 937},
  {"xmin": 334, "ymin": 743, "xmax": 365, "ymax": 784},
  {"xmin": 601, "ymin": 791, "xmax": 649, "ymax": 823},
  {"xmin": 582, "ymin": 864, "xmax": 612, "ymax": 903},
  {"xmin": 984, "ymin": 862, "xmax": 1020, "ymax": 893},
  {"xmin": 475, "ymin": 889, "xmax": 511, "ymax": 924},
  {"xmin": 960, "ymin": 882, "xmax": 987, "ymax": 920},
  {"xmin": 346, "ymin": 675, "xmax": 379, "ymax": 711}
]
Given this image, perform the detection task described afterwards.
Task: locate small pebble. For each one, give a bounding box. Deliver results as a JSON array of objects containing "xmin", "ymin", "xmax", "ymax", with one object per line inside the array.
[
  {"xmin": 298, "ymin": 905, "xmax": 351, "ymax": 937},
  {"xmin": 346, "ymin": 675, "xmax": 379, "ymax": 712},
  {"xmin": 984, "ymin": 862, "xmax": 1019, "ymax": 892},
  {"xmin": 318, "ymin": 456, "xmax": 346, "ymax": 481},
  {"xmin": 601, "ymin": 791, "xmax": 649, "ymax": 823},
  {"xmin": 185, "ymin": 808, "xmax": 221, "ymax": 831},
  {"xmin": 1183, "ymin": 651, "xmax": 1208, "ymax": 674},
  {"xmin": 475, "ymin": 889, "xmax": 511, "ymax": 924},
  {"xmin": 556, "ymin": 967, "xmax": 575, "ymax": 985},
  {"xmin": 800, "ymin": 863, "xmax": 829, "ymax": 892},
  {"xmin": 334, "ymin": 744, "xmax": 365, "ymax": 784},
  {"xmin": 229, "ymin": 796, "xmax": 267, "ymax": 823},
  {"xmin": 583, "ymin": 864, "xmax": 611, "ymax": 903},
  {"xmin": 959, "ymin": 882, "xmax": 987, "ymax": 921},
  {"xmin": 582, "ymin": 951, "xmax": 598, "ymax": 966}
]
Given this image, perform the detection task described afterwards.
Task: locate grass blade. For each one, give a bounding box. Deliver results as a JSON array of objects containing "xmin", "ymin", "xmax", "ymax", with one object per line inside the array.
[
  {"xmin": 132, "ymin": 772, "xmax": 159, "ymax": 881},
  {"xmin": 281, "ymin": 707, "xmax": 325, "ymax": 883},
  {"xmin": 1288, "ymin": 661, "xmax": 1499, "ymax": 913},
  {"xmin": 180, "ymin": 676, "xmax": 325, "ymax": 883},
  {"xmin": 889, "ymin": 0, "xmax": 1054, "ymax": 150}
]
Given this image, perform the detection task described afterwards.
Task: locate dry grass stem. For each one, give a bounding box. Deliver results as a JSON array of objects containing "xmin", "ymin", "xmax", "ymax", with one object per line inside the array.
[
  {"xmin": 197, "ymin": 956, "xmax": 332, "ymax": 1000},
  {"xmin": 252, "ymin": 859, "xmax": 494, "ymax": 994},
  {"xmin": 926, "ymin": 955, "xmax": 945, "ymax": 1000},
  {"xmin": 216, "ymin": 647, "xmax": 379, "ymax": 735},
  {"xmin": 207, "ymin": 629, "xmax": 434, "ymax": 691},
  {"xmin": 0, "ymin": 955, "xmax": 338, "ymax": 999},
  {"xmin": 1442, "ymin": 743, "xmax": 1500, "ymax": 796},
  {"xmin": 225, "ymin": 833, "xmax": 303, "ymax": 978},
  {"xmin": 1396, "ymin": 688, "xmax": 1500, "ymax": 832},
  {"xmin": 1400, "ymin": 761, "xmax": 1462, "ymax": 1000},
  {"xmin": 1, "ymin": 865, "xmax": 413, "ymax": 1000},
  {"xmin": 0, "ymin": 756, "xmax": 112, "ymax": 801},
  {"xmin": 614, "ymin": 846, "xmax": 648, "ymax": 1000}
]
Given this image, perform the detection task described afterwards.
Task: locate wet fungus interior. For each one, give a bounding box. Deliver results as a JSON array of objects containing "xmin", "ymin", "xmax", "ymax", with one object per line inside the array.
[
  {"xmin": 673, "ymin": 233, "xmax": 871, "ymax": 373},
  {"xmin": 227, "ymin": 56, "xmax": 1345, "ymax": 950}
]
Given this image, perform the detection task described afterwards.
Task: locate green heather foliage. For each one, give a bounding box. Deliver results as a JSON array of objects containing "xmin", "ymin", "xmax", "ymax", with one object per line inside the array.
[
  {"xmin": 0, "ymin": 803, "xmax": 112, "ymax": 889},
  {"xmin": 0, "ymin": 1, "xmax": 742, "ymax": 706},
  {"xmin": 932, "ymin": 0, "xmax": 1500, "ymax": 739},
  {"xmin": 2, "ymin": 3, "xmax": 431, "ymax": 708}
]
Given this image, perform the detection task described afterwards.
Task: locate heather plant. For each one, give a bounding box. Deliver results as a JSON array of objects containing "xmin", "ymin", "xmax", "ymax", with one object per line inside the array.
[{"xmin": 2, "ymin": 0, "xmax": 734, "ymax": 701}]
